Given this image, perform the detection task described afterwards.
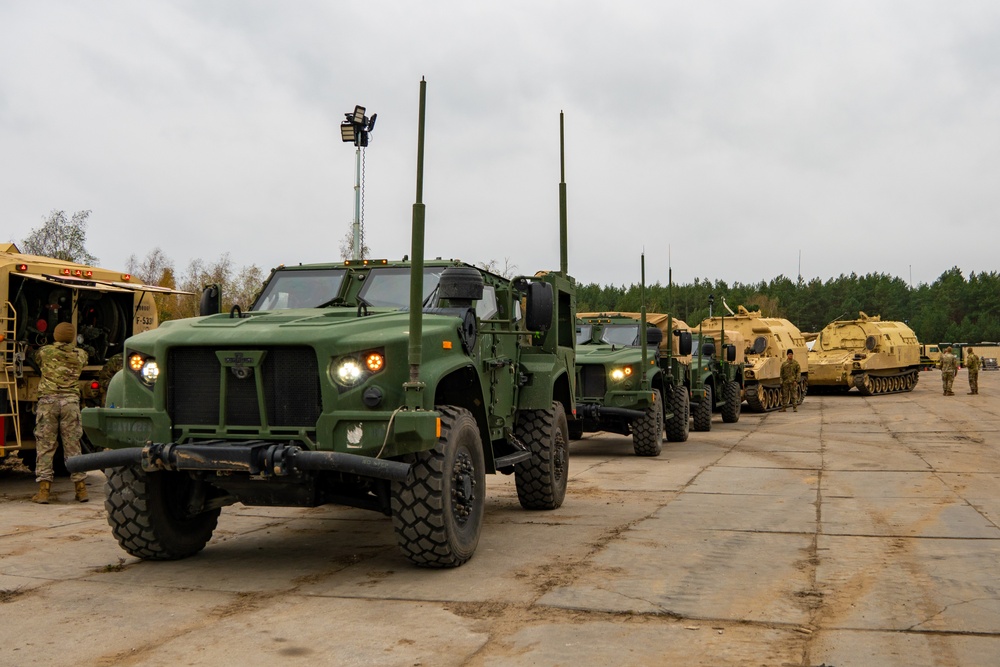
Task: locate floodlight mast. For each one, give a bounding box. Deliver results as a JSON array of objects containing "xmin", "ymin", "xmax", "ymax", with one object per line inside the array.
[{"xmin": 340, "ymin": 105, "xmax": 377, "ymax": 260}]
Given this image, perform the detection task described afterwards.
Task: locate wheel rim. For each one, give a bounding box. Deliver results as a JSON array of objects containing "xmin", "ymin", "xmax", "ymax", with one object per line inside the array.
[{"xmin": 451, "ymin": 450, "xmax": 477, "ymax": 526}]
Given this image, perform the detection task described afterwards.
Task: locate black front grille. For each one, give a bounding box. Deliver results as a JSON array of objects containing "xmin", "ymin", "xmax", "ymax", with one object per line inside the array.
[
  {"xmin": 168, "ymin": 347, "xmax": 322, "ymax": 428},
  {"xmin": 579, "ymin": 365, "xmax": 607, "ymax": 398}
]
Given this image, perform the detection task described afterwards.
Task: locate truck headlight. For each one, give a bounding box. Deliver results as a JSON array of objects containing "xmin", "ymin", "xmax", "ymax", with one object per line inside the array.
[
  {"xmin": 141, "ymin": 361, "xmax": 160, "ymax": 385},
  {"xmin": 331, "ymin": 350, "xmax": 385, "ymax": 388},
  {"xmin": 128, "ymin": 352, "xmax": 159, "ymax": 387},
  {"xmin": 610, "ymin": 366, "xmax": 633, "ymax": 382}
]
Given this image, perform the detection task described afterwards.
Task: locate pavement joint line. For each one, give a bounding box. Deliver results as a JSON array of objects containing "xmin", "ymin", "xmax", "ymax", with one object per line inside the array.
[
  {"xmin": 877, "ymin": 396, "xmax": 1000, "ymax": 533},
  {"xmin": 906, "ymin": 596, "xmax": 1000, "ymax": 631},
  {"xmin": 800, "ymin": 391, "xmax": 828, "ymax": 665},
  {"xmin": 708, "ymin": 528, "xmax": 1000, "ymax": 540}
]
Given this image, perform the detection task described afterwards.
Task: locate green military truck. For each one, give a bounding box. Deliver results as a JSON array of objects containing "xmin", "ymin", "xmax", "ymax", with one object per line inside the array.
[
  {"xmin": 684, "ymin": 325, "xmax": 744, "ymax": 432},
  {"xmin": 574, "ymin": 311, "xmax": 692, "ymax": 451},
  {"xmin": 69, "ymin": 81, "xmax": 577, "ymax": 568}
]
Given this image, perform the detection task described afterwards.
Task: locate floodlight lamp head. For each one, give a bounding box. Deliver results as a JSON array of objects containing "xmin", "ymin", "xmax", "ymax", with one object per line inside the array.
[
  {"xmin": 351, "ymin": 105, "xmax": 366, "ymax": 124},
  {"xmin": 340, "ymin": 122, "xmax": 356, "ymax": 143}
]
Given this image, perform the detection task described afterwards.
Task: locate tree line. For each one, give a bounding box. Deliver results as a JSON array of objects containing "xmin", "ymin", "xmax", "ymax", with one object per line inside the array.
[
  {"xmin": 17, "ymin": 210, "xmax": 265, "ymax": 322},
  {"xmin": 578, "ymin": 268, "xmax": 1000, "ymax": 344},
  {"xmin": 17, "ymin": 210, "xmax": 997, "ymax": 343}
]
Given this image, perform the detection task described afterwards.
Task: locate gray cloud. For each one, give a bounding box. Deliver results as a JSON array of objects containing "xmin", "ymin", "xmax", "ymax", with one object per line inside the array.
[{"xmin": 3, "ymin": 1, "xmax": 999, "ymax": 293}]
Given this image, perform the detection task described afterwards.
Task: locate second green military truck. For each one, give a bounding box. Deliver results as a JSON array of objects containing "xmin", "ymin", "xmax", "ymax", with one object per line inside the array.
[
  {"xmin": 575, "ymin": 311, "xmax": 692, "ymax": 451},
  {"xmin": 69, "ymin": 81, "xmax": 577, "ymax": 568}
]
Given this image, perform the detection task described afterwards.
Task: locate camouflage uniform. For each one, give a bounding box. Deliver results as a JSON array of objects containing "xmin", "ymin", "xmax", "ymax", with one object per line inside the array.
[
  {"xmin": 33, "ymin": 341, "xmax": 89, "ymax": 483},
  {"xmin": 98, "ymin": 353, "xmax": 123, "ymax": 406},
  {"xmin": 939, "ymin": 349, "xmax": 959, "ymax": 396},
  {"xmin": 966, "ymin": 350, "xmax": 980, "ymax": 395},
  {"xmin": 780, "ymin": 355, "xmax": 801, "ymax": 411}
]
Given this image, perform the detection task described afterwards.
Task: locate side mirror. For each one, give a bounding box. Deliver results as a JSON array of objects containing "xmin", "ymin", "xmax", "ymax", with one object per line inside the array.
[
  {"xmin": 676, "ymin": 330, "xmax": 693, "ymax": 356},
  {"xmin": 525, "ymin": 282, "xmax": 553, "ymax": 332},
  {"xmin": 200, "ymin": 284, "xmax": 221, "ymax": 316},
  {"xmin": 646, "ymin": 327, "xmax": 663, "ymax": 348},
  {"xmin": 702, "ymin": 342, "xmax": 716, "ymax": 357},
  {"xmin": 726, "ymin": 344, "xmax": 737, "ymax": 362}
]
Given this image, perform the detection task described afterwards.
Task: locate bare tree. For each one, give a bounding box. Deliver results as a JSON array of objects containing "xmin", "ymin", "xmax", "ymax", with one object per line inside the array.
[
  {"xmin": 21, "ymin": 210, "xmax": 99, "ymax": 264},
  {"xmin": 171, "ymin": 253, "xmax": 264, "ymax": 319},
  {"xmin": 338, "ymin": 223, "xmax": 371, "ymax": 261},
  {"xmin": 126, "ymin": 247, "xmax": 174, "ymax": 285},
  {"xmin": 477, "ymin": 258, "xmax": 518, "ymax": 279}
]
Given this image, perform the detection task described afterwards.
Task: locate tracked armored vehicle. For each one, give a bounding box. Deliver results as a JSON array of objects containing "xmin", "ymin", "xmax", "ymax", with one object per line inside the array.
[
  {"xmin": 68, "ymin": 81, "xmax": 577, "ymax": 568},
  {"xmin": 574, "ymin": 304, "xmax": 692, "ymax": 453},
  {"xmin": 807, "ymin": 312, "xmax": 920, "ymax": 395},
  {"xmin": 699, "ymin": 306, "xmax": 807, "ymax": 412}
]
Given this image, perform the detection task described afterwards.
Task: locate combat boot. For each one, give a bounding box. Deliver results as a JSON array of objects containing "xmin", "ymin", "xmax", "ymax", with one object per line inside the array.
[
  {"xmin": 74, "ymin": 480, "xmax": 89, "ymax": 503},
  {"xmin": 31, "ymin": 481, "xmax": 52, "ymax": 504}
]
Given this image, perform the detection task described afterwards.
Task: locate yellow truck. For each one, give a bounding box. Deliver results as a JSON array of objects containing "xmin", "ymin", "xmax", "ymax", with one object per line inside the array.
[{"xmin": 1, "ymin": 243, "xmax": 187, "ymax": 468}]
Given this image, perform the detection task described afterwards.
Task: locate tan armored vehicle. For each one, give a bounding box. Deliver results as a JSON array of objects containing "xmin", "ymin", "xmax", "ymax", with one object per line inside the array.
[
  {"xmin": 699, "ymin": 306, "xmax": 807, "ymax": 412},
  {"xmin": 807, "ymin": 311, "xmax": 920, "ymax": 395}
]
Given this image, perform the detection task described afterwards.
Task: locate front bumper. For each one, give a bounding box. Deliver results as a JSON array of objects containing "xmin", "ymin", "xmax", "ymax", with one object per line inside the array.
[{"xmin": 66, "ymin": 440, "xmax": 413, "ymax": 482}]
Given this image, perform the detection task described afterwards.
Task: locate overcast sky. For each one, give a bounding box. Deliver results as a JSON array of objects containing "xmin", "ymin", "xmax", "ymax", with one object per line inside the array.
[{"xmin": 3, "ymin": 1, "xmax": 999, "ymax": 291}]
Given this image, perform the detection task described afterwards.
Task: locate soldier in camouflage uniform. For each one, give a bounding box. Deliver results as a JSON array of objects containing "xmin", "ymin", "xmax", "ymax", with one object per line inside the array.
[
  {"xmin": 31, "ymin": 321, "xmax": 90, "ymax": 504},
  {"xmin": 98, "ymin": 353, "xmax": 123, "ymax": 406},
  {"xmin": 939, "ymin": 346, "xmax": 959, "ymax": 396},
  {"xmin": 779, "ymin": 349, "xmax": 801, "ymax": 412},
  {"xmin": 966, "ymin": 347, "xmax": 980, "ymax": 395}
]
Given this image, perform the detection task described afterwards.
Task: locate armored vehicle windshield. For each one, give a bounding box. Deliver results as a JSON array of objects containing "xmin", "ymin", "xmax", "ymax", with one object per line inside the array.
[
  {"xmin": 576, "ymin": 323, "xmax": 641, "ymax": 347},
  {"xmin": 252, "ymin": 268, "xmax": 347, "ymax": 310}
]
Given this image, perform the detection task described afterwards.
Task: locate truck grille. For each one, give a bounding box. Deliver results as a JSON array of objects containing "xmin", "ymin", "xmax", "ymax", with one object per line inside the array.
[
  {"xmin": 579, "ymin": 365, "xmax": 607, "ymax": 398},
  {"xmin": 168, "ymin": 347, "xmax": 321, "ymax": 428}
]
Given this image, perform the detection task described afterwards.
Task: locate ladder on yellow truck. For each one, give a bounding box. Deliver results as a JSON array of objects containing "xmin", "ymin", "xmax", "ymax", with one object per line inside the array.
[{"xmin": 1, "ymin": 301, "xmax": 23, "ymax": 457}]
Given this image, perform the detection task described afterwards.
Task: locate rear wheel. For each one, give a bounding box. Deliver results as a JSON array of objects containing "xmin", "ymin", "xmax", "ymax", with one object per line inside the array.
[
  {"xmin": 721, "ymin": 381, "xmax": 741, "ymax": 423},
  {"xmin": 632, "ymin": 389, "xmax": 664, "ymax": 457},
  {"xmin": 391, "ymin": 405, "xmax": 485, "ymax": 567},
  {"xmin": 692, "ymin": 385, "xmax": 713, "ymax": 431},
  {"xmin": 105, "ymin": 466, "xmax": 220, "ymax": 560},
  {"xmin": 665, "ymin": 385, "xmax": 690, "ymax": 442},
  {"xmin": 514, "ymin": 402, "xmax": 568, "ymax": 510}
]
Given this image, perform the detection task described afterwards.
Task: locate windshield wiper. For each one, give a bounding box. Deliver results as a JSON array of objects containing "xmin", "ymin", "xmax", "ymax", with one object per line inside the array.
[{"xmin": 317, "ymin": 296, "xmax": 346, "ymax": 308}]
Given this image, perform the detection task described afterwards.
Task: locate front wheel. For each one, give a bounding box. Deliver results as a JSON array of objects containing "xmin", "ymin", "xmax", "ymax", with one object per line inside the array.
[
  {"xmin": 665, "ymin": 385, "xmax": 690, "ymax": 442},
  {"xmin": 105, "ymin": 466, "xmax": 220, "ymax": 560},
  {"xmin": 721, "ymin": 380, "xmax": 741, "ymax": 423},
  {"xmin": 391, "ymin": 405, "xmax": 486, "ymax": 568},
  {"xmin": 632, "ymin": 389, "xmax": 664, "ymax": 457},
  {"xmin": 514, "ymin": 402, "xmax": 569, "ymax": 510},
  {"xmin": 692, "ymin": 385, "xmax": 713, "ymax": 432}
]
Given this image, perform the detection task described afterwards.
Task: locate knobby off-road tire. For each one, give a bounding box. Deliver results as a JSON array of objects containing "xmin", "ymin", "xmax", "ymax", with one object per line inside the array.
[
  {"xmin": 514, "ymin": 402, "xmax": 568, "ymax": 510},
  {"xmin": 391, "ymin": 406, "xmax": 486, "ymax": 568},
  {"xmin": 721, "ymin": 380, "xmax": 741, "ymax": 423},
  {"xmin": 632, "ymin": 389, "xmax": 664, "ymax": 457},
  {"xmin": 692, "ymin": 385, "xmax": 713, "ymax": 432},
  {"xmin": 105, "ymin": 465, "xmax": 220, "ymax": 560},
  {"xmin": 665, "ymin": 385, "xmax": 690, "ymax": 442}
]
